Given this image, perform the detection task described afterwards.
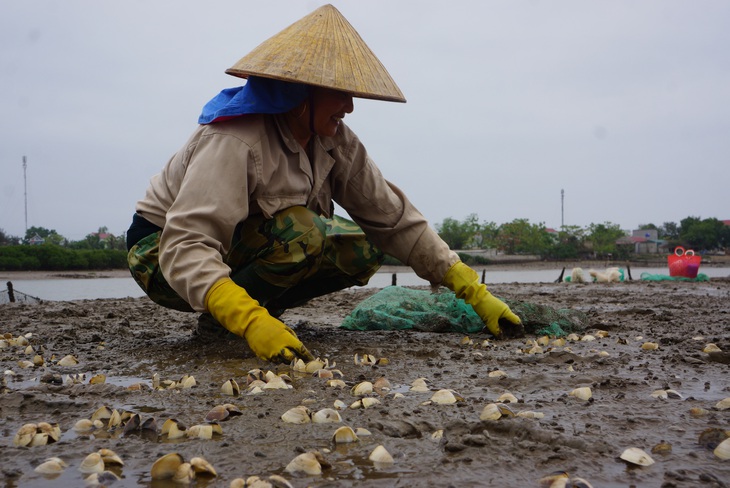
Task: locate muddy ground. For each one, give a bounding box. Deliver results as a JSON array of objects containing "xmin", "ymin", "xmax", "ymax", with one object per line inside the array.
[{"xmin": 1, "ymin": 272, "xmax": 729, "ymax": 487}]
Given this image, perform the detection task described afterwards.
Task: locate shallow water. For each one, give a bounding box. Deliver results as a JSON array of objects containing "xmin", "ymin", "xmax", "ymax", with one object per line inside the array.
[{"xmin": 6, "ymin": 267, "xmax": 730, "ymax": 302}]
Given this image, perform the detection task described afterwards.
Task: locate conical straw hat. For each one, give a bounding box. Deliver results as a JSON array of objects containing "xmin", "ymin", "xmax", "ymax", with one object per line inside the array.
[{"xmin": 226, "ymin": 4, "xmax": 405, "ymax": 103}]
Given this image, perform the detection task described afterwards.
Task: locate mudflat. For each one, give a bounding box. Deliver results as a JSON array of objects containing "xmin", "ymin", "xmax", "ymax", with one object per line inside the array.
[{"xmin": 1, "ymin": 275, "xmax": 729, "ymax": 487}]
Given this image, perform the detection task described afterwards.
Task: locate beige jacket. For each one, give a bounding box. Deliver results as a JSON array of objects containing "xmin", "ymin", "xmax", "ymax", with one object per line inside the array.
[{"xmin": 136, "ymin": 114, "xmax": 458, "ymax": 311}]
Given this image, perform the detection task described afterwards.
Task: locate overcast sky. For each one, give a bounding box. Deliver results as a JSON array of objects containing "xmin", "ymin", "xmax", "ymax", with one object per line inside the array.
[{"xmin": 1, "ymin": 1, "xmax": 728, "ymax": 241}]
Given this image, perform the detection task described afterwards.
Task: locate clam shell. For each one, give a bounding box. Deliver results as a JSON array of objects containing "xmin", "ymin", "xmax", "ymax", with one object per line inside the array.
[
  {"xmin": 350, "ymin": 397, "xmax": 381, "ymax": 409},
  {"xmin": 29, "ymin": 432, "xmax": 49, "ymax": 447},
  {"xmin": 221, "ymin": 379, "xmax": 240, "ymax": 396},
  {"xmin": 539, "ymin": 470, "xmax": 568, "ymax": 487},
  {"xmin": 480, "ymin": 403, "xmax": 503, "ymax": 421},
  {"xmin": 180, "ymin": 375, "xmax": 196, "ymax": 389},
  {"xmin": 327, "ymin": 379, "xmax": 347, "ymax": 389},
  {"xmin": 641, "ymin": 342, "xmax": 659, "ymax": 351},
  {"xmin": 488, "ymin": 370, "xmax": 507, "ymax": 378},
  {"xmin": 333, "ymin": 399, "xmax": 348, "ymax": 410},
  {"xmin": 281, "ymin": 406, "xmax": 311, "ymax": 424},
  {"xmin": 57, "ymin": 355, "xmax": 79, "ymax": 367},
  {"xmin": 715, "ymin": 397, "xmax": 730, "ymax": 410},
  {"xmin": 186, "ymin": 424, "xmax": 217, "ymax": 439},
  {"xmin": 263, "ymin": 376, "xmax": 290, "ymax": 390},
  {"xmin": 13, "ymin": 423, "xmax": 37, "ymax": 447},
  {"xmin": 91, "ymin": 406, "xmax": 113, "ymax": 422},
  {"xmin": 79, "ymin": 452, "xmax": 105, "ymax": 474},
  {"xmin": 410, "ymin": 378, "xmax": 429, "ymax": 392},
  {"xmin": 714, "ymin": 438, "xmax": 730, "ymax": 460},
  {"xmin": 74, "ymin": 419, "xmax": 95, "ymax": 433},
  {"xmin": 151, "ymin": 453, "xmax": 185, "ymax": 480},
  {"xmin": 34, "ymin": 458, "xmax": 67, "ymax": 475},
  {"xmin": 351, "ymin": 381, "xmax": 373, "ymax": 396},
  {"xmin": 430, "ymin": 389, "xmax": 458, "ymax": 405},
  {"xmin": 284, "ymin": 452, "xmax": 322, "ymax": 475},
  {"xmin": 162, "ymin": 419, "xmax": 186, "ymax": 439},
  {"xmin": 704, "ymin": 343, "xmax": 722, "ymax": 353},
  {"xmin": 312, "ymin": 408, "xmax": 342, "ymax": 424},
  {"xmin": 172, "ymin": 462, "xmax": 195, "ymax": 484},
  {"xmin": 205, "ymin": 405, "xmax": 230, "ymax": 422},
  {"xmin": 332, "ymin": 426, "xmax": 359, "ymax": 444},
  {"xmin": 569, "ymin": 387, "xmax": 593, "ymax": 401},
  {"xmin": 98, "ymin": 448, "xmax": 124, "ymax": 466},
  {"xmin": 497, "ymin": 392, "xmax": 518, "ymax": 404},
  {"xmin": 190, "ymin": 457, "xmax": 217, "ymax": 476},
  {"xmin": 619, "ymin": 447, "xmax": 655, "ymax": 466},
  {"xmin": 368, "ymin": 445, "xmax": 394, "ymax": 464}
]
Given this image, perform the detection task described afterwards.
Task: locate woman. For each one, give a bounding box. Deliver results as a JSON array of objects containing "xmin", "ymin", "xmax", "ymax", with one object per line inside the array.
[{"xmin": 127, "ymin": 5, "xmax": 521, "ymax": 363}]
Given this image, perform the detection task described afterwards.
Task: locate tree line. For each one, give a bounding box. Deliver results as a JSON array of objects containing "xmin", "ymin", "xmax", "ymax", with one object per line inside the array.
[
  {"xmin": 0, "ymin": 226, "xmax": 128, "ymax": 271},
  {"xmin": 435, "ymin": 214, "xmax": 730, "ymax": 261},
  {"xmin": 1, "ymin": 216, "xmax": 728, "ymax": 271}
]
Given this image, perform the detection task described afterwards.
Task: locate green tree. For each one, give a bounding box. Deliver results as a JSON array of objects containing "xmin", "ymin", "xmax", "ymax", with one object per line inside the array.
[
  {"xmin": 436, "ymin": 214, "xmax": 484, "ymax": 249},
  {"xmin": 496, "ymin": 219, "xmax": 552, "ymax": 255},
  {"xmin": 660, "ymin": 221, "xmax": 680, "ymax": 240},
  {"xmin": 24, "ymin": 226, "xmax": 64, "ymax": 244},
  {"xmin": 545, "ymin": 225, "xmax": 586, "ymax": 259},
  {"xmin": 587, "ymin": 222, "xmax": 626, "ymax": 258},
  {"xmin": 680, "ymin": 217, "xmax": 724, "ymax": 251},
  {"xmin": 0, "ymin": 228, "xmax": 21, "ymax": 246}
]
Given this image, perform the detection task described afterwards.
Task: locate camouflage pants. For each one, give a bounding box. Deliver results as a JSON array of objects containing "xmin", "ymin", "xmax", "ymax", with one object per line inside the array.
[{"xmin": 127, "ymin": 206, "xmax": 383, "ymax": 312}]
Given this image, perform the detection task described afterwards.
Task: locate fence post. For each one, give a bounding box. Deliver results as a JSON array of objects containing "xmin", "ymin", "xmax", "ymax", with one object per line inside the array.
[
  {"xmin": 391, "ymin": 273, "xmax": 397, "ymax": 286},
  {"xmin": 7, "ymin": 281, "xmax": 15, "ymax": 303}
]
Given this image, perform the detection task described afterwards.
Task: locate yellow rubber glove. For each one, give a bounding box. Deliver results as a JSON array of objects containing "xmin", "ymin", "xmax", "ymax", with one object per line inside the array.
[
  {"xmin": 442, "ymin": 261, "xmax": 523, "ymax": 339},
  {"xmin": 205, "ymin": 278, "xmax": 314, "ymax": 363}
]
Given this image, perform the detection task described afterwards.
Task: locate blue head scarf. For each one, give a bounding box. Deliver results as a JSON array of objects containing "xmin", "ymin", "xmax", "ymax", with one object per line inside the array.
[{"xmin": 198, "ymin": 76, "xmax": 310, "ymax": 124}]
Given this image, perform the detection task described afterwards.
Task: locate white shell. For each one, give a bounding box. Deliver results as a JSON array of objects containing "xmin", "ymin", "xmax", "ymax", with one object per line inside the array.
[
  {"xmin": 78, "ymin": 453, "xmax": 105, "ymax": 474},
  {"xmin": 332, "ymin": 426, "xmax": 359, "ymax": 444},
  {"xmin": 713, "ymin": 438, "xmax": 730, "ymax": 460},
  {"xmin": 34, "ymin": 458, "xmax": 67, "ymax": 475},
  {"xmin": 351, "ymin": 381, "xmax": 373, "ymax": 396},
  {"xmin": 281, "ymin": 406, "xmax": 311, "ymax": 424},
  {"xmin": 368, "ymin": 445, "xmax": 394, "ymax": 464},
  {"xmin": 430, "ymin": 389, "xmax": 458, "ymax": 405},
  {"xmin": 703, "ymin": 343, "xmax": 722, "ymax": 353},
  {"xmin": 151, "ymin": 453, "xmax": 184, "ymax": 480},
  {"xmin": 715, "ymin": 398, "xmax": 730, "ymax": 410},
  {"xmin": 641, "ymin": 342, "xmax": 659, "ymax": 351},
  {"xmin": 570, "ymin": 387, "xmax": 592, "ymax": 401},
  {"xmin": 488, "ymin": 370, "xmax": 507, "ymax": 378},
  {"xmin": 284, "ymin": 452, "xmax": 322, "ymax": 475},
  {"xmin": 221, "ymin": 379, "xmax": 240, "ymax": 396},
  {"xmin": 497, "ymin": 392, "xmax": 518, "ymax": 404},
  {"xmin": 312, "ymin": 408, "xmax": 342, "ymax": 424},
  {"xmin": 410, "ymin": 378, "xmax": 429, "ymax": 392},
  {"xmin": 620, "ymin": 447, "xmax": 655, "ymax": 466},
  {"xmin": 479, "ymin": 403, "xmax": 502, "ymax": 421},
  {"xmin": 57, "ymin": 355, "xmax": 79, "ymax": 367},
  {"xmin": 263, "ymin": 376, "xmax": 290, "ymax": 390}
]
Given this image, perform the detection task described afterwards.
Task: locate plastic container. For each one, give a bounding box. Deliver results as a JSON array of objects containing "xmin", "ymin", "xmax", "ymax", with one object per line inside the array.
[{"xmin": 667, "ymin": 247, "xmax": 702, "ymax": 278}]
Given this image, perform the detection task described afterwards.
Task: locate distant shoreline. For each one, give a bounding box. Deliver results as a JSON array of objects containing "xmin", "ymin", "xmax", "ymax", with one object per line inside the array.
[{"xmin": 3, "ymin": 255, "xmax": 728, "ymax": 282}]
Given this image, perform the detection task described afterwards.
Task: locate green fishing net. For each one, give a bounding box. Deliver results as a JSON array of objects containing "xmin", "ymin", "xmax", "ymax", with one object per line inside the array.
[
  {"xmin": 340, "ymin": 286, "xmax": 589, "ymax": 337},
  {"xmin": 640, "ymin": 273, "xmax": 710, "ymax": 282}
]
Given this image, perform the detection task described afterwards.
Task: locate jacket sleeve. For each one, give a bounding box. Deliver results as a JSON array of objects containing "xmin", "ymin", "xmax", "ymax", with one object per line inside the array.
[{"xmin": 158, "ymin": 132, "xmax": 255, "ymax": 311}]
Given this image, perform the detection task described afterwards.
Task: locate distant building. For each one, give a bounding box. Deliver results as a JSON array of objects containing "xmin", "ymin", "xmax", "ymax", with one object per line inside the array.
[
  {"xmin": 28, "ymin": 233, "xmax": 45, "ymax": 245},
  {"xmin": 616, "ymin": 229, "xmax": 667, "ymax": 254}
]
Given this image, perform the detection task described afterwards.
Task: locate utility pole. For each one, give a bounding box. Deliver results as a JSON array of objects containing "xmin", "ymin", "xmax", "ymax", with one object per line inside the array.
[
  {"xmin": 561, "ymin": 188, "xmax": 564, "ymax": 228},
  {"xmin": 23, "ymin": 156, "xmax": 28, "ymax": 235}
]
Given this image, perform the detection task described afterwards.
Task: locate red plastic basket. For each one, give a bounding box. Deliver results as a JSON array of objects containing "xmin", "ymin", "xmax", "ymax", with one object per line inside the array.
[{"xmin": 667, "ymin": 247, "xmax": 701, "ymax": 278}]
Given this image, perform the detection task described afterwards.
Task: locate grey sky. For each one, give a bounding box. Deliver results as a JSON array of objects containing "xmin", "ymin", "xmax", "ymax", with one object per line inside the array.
[{"xmin": 1, "ymin": 1, "xmax": 728, "ymax": 241}]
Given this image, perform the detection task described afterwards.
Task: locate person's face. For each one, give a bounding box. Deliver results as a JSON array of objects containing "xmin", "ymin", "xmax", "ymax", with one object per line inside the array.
[{"xmin": 310, "ymin": 87, "xmax": 354, "ymax": 137}]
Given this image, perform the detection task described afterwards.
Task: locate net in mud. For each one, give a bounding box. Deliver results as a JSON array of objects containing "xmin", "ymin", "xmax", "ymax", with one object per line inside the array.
[
  {"xmin": 0, "ymin": 282, "xmax": 42, "ymax": 305},
  {"xmin": 340, "ymin": 286, "xmax": 589, "ymax": 337}
]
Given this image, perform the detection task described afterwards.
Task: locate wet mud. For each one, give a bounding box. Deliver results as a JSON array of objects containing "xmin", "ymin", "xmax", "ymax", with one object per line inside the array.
[{"xmin": 1, "ymin": 277, "xmax": 729, "ymax": 487}]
